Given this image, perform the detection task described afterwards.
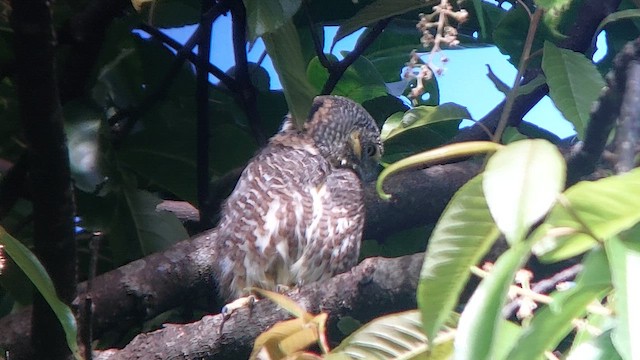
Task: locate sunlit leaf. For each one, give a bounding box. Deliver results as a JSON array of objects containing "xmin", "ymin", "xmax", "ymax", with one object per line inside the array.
[
  {"xmin": 0, "ymin": 228, "xmax": 81, "ymax": 359},
  {"xmin": 542, "ymin": 41, "xmax": 605, "ymax": 139},
  {"xmin": 418, "ymin": 175, "xmax": 500, "ymax": 342},
  {"xmin": 605, "ymin": 226, "xmax": 640, "ymax": 360},
  {"xmin": 532, "ymin": 168, "xmax": 640, "ymax": 262},
  {"xmin": 455, "ymin": 240, "xmax": 532, "ymax": 360},
  {"xmin": 380, "ymin": 103, "xmax": 471, "ymax": 142},
  {"xmin": 330, "ymin": 310, "xmax": 456, "ymax": 359},
  {"xmin": 483, "ymin": 139, "xmax": 565, "ymax": 244},
  {"xmin": 377, "ymin": 142, "xmax": 502, "ymax": 200}
]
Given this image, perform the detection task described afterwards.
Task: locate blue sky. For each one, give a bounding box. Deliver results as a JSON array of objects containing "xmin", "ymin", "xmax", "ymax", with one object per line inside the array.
[{"xmin": 159, "ymin": 11, "xmax": 607, "ymax": 140}]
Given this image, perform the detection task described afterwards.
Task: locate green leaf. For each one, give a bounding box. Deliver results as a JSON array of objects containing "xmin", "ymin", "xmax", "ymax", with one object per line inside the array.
[
  {"xmin": 380, "ymin": 103, "xmax": 470, "ymax": 142},
  {"xmin": 532, "ymin": 168, "xmax": 640, "ymax": 262},
  {"xmin": 542, "ymin": 41, "xmax": 605, "ymax": 139},
  {"xmin": 361, "ymin": 19, "xmax": 424, "ymax": 83},
  {"xmin": 594, "ymin": 9, "xmax": 640, "ymax": 37},
  {"xmin": 307, "ymin": 54, "xmax": 388, "ymax": 104},
  {"xmin": 567, "ymin": 329, "xmax": 623, "ymax": 360},
  {"xmin": 334, "ymin": 0, "xmax": 438, "ymax": 45},
  {"xmin": 455, "ymin": 240, "xmax": 533, "ymax": 360},
  {"xmin": 330, "ymin": 310, "xmax": 455, "ymax": 359},
  {"xmin": 605, "ymin": 227, "xmax": 640, "ymax": 360},
  {"xmin": 244, "ymin": 0, "xmax": 302, "ymax": 41},
  {"xmin": 0, "ymin": 228, "xmax": 81, "ymax": 359},
  {"xmin": 418, "ymin": 175, "xmax": 501, "ymax": 342},
  {"xmin": 263, "ymin": 20, "xmax": 316, "ymax": 127},
  {"xmin": 534, "ymin": 0, "xmax": 572, "ymax": 11},
  {"xmin": 122, "ymin": 188, "xmax": 189, "ymax": 256},
  {"xmin": 483, "ymin": 139, "xmax": 565, "ymax": 244},
  {"xmin": 505, "ymin": 247, "xmax": 612, "ymax": 360}
]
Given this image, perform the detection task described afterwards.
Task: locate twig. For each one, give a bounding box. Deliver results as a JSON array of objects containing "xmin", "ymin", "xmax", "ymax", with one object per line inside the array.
[
  {"xmin": 196, "ymin": 0, "xmax": 214, "ymax": 229},
  {"xmin": 108, "ymin": 3, "xmax": 229, "ymax": 143},
  {"xmin": 492, "ymin": 7, "xmax": 543, "ymax": 142},
  {"xmin": 140, "ymin": 24, "xmax": 237, "ymax": 90},
  {"xmin": 305, "ymin": 3, "xmax": 332, "ymax": 69},
  {"xmin": 321, "ymin": 18, "xmax": 391, "ymax": 95},
  {"xmin": 229, "ymin": 0, "xmax": 267, "ymax": 146}
]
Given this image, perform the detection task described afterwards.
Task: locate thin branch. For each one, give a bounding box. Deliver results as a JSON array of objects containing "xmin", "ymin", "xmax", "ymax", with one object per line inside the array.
[
  {"xmin": 321, "ymin": 18, "xmax": 391, "ymax": 95},
  {"xmin": 492, "ymin": 7, "xmax": 543, "ymax": 142},
  {"xmin": 108, "ymin": 3, "xmax": 230, "ymax": 143},
  {"xmin": 196, "ymin": 0, "xmax": 214, "ymax": 229},
  {"xmin": 139, "ymin": 24, "xmax": 237, "ymax": 90},
  {"xmin": 305, "ymin": 2, "xmax": 332, "ymax": 69},
  {"xmin": 229, "ymin": 0, "xmax": 267, "ymax": 146}
]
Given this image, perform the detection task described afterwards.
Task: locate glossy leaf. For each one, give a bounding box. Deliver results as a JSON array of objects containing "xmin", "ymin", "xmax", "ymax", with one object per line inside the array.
[
  {"xmin": 380, "ymin": 103, "xmax": 472, "ymax": 142},
  {"xmin": 0, "ymin": 227, "xmax": 81, "ymax": 359},
  {"xmin": 483, "ymin": 139, "xmax": 565, "ymax": 244},
  {"xmin": 330, "ymin": 310, "xmax": 456, "ymax": 360},
  {"xmin": 542, "ymin": 41, "xmax": 605, "ymax": 139},
  {"xmin": 263, "ymin": 20, "xmax": 316, "ymax": 127},
  {"xmin": 505, "ymin": 247, "xmax": 612, "ymax": 360},
  {"xmin": 605, "ymin": 227, "xmax": 640, "ymax": 360},
  {"xmin": 532, "ymin": 167, "xmax": 640, "ymax": 262},
  {"xmin": 377, "ymin": 142, "xmax": 503, "ymax": 200},
  {"xmin": 244, "ymin": 0, "xmax": 302, "ymax": 40},
  {"xmin": 455, "ymin": 240, "xmax": 532, "ymax": 360},
  {"xmin": 418, "ymin": 175, "xmax": 501, "ymax": 342}
]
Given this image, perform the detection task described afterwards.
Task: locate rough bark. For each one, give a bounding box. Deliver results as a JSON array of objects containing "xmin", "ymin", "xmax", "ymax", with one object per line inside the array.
[{"xmin": 92, "ymin": 254, "xmax": 424, "ymax": 360}]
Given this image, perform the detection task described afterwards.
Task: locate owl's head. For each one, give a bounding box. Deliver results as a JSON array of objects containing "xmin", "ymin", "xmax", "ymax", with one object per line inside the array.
[{"xmin": 305, "ymin": 96, "xmax": 383, "ymax": 182}]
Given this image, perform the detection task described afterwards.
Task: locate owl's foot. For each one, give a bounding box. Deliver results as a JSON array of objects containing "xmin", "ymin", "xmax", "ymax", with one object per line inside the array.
[
  {"xmin": 276, "ymin": 284, "xmax": 291, "ymax": 293},
  {"xmin": 219, "ymin": 295, "xmax": 256, "ymax": 332}
]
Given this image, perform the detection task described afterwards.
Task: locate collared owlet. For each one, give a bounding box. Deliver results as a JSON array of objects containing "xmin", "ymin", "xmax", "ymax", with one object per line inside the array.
[{"xmin": 213, "ymin": 95, "xmax": 383, "ymax": 302}]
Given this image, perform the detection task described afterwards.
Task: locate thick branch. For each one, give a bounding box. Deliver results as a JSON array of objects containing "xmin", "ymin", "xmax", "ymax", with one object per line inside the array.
[
  {"xmin": 93, "ymin": 254, "xmax": 424, "ymax": 360},
  {"xmin": 0, "ymin": 159, "xmax": 480, "ymax": 360},
  {"xmin": 611, "ymin": 39, "xmax": 640, "ymax": 174}
]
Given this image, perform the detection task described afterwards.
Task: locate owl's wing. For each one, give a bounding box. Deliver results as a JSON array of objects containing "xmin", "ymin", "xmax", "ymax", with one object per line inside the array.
[
  {"xmin": 214, "ymin": 143, "xmax": 331, "ymax": 300},
  {"xmin": 291, "ymin": 168, "xmax": 365, "ymax": 286}
]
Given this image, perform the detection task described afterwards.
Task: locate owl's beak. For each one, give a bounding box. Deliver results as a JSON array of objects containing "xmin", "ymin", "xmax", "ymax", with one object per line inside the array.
[{"xmin": 349, "ymin": 131, "xmax": 362, "ymax": 159}]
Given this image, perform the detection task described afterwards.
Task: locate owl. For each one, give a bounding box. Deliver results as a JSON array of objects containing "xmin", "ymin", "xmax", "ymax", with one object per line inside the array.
[{"xmin": 213, "ymin": 95, "xmax": 383, "ymax": 304}]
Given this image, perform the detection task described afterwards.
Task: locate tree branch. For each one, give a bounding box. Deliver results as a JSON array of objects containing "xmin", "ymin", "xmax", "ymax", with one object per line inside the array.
[
  {"xmin": 196, "ymin": 1, "xmax": 215, "ymax": 229},
  {"xmin": 92, "ymin": 254, "xmax": 424, "ymax": 360},
  {"xmin": 611, "ymin": 39, "xmax": 640, "ymax": 174},
  {"xmin": 10, "ymin": 0, "xmax": 77, "ymax": 358},
  {"xmin": 229, "ymin": 0, "xmax": 267, "ymax": 146}
]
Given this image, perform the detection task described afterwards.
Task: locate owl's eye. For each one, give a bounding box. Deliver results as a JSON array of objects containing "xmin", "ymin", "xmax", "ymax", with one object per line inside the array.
[{"xmin": 364, "ymin": 143, "xmax": 378, "ymax": 157}]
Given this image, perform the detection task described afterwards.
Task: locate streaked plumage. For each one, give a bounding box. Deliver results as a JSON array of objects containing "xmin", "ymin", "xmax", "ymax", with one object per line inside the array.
[{"xmin": 213, "ymin": 96, "xmax": 382, "ymax": 301}]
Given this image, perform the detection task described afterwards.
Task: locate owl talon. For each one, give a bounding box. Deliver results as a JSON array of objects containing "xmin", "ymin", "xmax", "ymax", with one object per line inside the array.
[
  {"xmin": 221, "ymin": 295, "xmax": 256, "ymax": 320},
  {"xmin": 219, "ymin": 295, "xmax": 257, "ymax": 334},
  {"xmin": 276, "ymin": 284, "xmax": 291, "ymax": 294}
]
